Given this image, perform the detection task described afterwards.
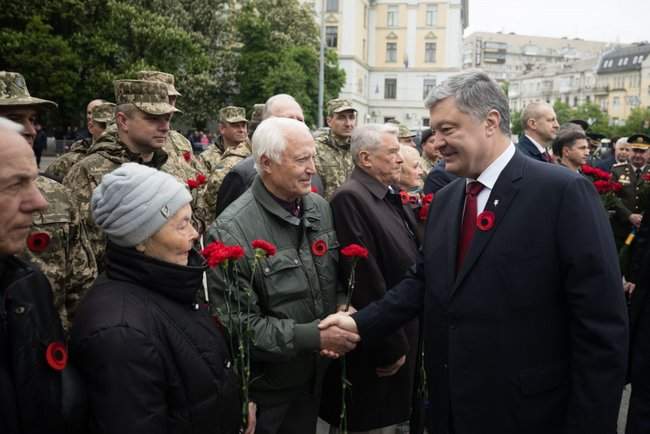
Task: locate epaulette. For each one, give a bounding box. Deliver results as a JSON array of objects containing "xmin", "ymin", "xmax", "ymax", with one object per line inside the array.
[{"xmin": 612, "ymin": 162, "xmax": 627, "ymax": 168}]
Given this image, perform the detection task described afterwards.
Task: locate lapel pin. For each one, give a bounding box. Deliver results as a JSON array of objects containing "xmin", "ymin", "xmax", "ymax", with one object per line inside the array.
[{"xmin": 493, "ymin": 199, "xmax": 500, "ymax": 207}]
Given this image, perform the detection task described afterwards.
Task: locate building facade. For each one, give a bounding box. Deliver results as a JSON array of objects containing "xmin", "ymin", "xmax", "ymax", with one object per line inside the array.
[
  {"xmin": 463, "ymin": 31, "xmax": 611, "ymax": 83},
  {"xmin": 302, "ymin": 0, "xmax": 468, "ymax": 129}
]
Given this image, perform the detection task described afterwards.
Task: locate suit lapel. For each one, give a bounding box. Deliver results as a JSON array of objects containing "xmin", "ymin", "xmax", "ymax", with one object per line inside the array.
[
  {"xmin": 443, "ymin": 180, "xmax": 466, "ymax": 296},
  {"xmin": 452, "ymin": 152, "xmax": 526, "ymax": 294}
]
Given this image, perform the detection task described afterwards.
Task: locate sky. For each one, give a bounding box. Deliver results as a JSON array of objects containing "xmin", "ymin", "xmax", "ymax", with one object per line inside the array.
[{"xmin": 465, "ymin": 0, "xmax": 650, "ymax": 44}]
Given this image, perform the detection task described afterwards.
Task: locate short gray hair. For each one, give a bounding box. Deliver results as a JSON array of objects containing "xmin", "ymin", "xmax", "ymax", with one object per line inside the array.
[
  {"xmin": 424, "ymin": 70, "xmax": 510, "ymax": 135},
  {"xmin": 0, "ymin": 117, "xmax": 24, "ymax": 133},
  {"xmin": 521, "ymin": 102, "xmax": 552, "ymax": 132},
  {"xmin": 263, "ymin": 94, "xmax": 298, "ymax": 120},
  {"xmin": 252, "ymin": 116, "xmax": 311, "ymax": 174},
  {"xmin": 350, "ymin": 124, "xmax": 398, "ymax": 165}
]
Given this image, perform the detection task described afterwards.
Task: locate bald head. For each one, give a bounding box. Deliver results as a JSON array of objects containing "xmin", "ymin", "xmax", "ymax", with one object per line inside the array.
[
  {"xmin": 521, "ymin": 102, "xmax": 559, "ymax": 145},
  {"xmin": 0, "ymin": 119, "xmax": 48, "ymax": 255},
  {"xmin": 263, "ymin": 94, "xmax": 304, "ymax": 122}
]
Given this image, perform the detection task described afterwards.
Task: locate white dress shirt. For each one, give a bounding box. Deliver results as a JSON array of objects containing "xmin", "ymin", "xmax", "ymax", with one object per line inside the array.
[{"xmin": 467, "ymin": 144, "xmax": 516, "ymax": 214}]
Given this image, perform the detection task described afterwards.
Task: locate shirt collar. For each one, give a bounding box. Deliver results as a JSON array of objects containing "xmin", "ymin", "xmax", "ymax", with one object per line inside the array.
[
  {"xmin": 525, "ymin": 134, "xmax": 547, "ymax": 155},
  {"xmin": 467, "ymin": 143, "xmax": 516, "ymax": 190}
]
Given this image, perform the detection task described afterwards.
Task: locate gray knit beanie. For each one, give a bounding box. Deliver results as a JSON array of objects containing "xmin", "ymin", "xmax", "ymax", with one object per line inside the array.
[{"xmin": 91, "ymin": 163, "xmax": 193, "ymax": 247}]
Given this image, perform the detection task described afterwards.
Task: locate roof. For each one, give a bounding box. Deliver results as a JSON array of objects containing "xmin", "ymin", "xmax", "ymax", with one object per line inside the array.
[
  {"xmin": 597, "ymin": 43, "xmax": 650, "ymax": 74},
  {"xmin": 464, "ymin": 31, "xmax": 612, "ymax": 57},
  {"xmin": 511, "ymin": 57, "xmax": 599, "ymax": 80}
]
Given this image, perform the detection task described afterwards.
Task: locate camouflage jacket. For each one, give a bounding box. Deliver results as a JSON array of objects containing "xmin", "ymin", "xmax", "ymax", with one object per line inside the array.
[
  {"xmin": 44, "ymin": 138, "xmax": 91, "ymax": 181},
  {"xmin": 18, "ymin": 175, "xmax": 98, "ymax": 331},
  {"xmin": 166, "ymin": 130, "xmax": 206, "ymax": 174},
  {"xmin": 204, "ymin": 140, "xmax": 251, "ymax": 222},
  {"xmin": 314, "ymin": 132, "xmax": 354, "ymax": 199},
  {"xmin": 198, "ymin": 142, "xmax": 223, "ymax": 175},
  {"xmin": 63, "ymin": 131, "xmax": 169, "ymax": 270}
]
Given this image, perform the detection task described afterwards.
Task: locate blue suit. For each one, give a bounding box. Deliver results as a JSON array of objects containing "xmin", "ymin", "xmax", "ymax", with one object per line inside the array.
[{"xmin": 353, "ymin": 151, "xmax": 628, "ymax": 434}]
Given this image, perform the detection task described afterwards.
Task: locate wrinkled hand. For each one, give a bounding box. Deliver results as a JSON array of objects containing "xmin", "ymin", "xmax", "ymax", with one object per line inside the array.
[
  {"xmin": 319, "ymin": 313, "xmax": 360, "ymax": 358},
  {"xmin": 376, "ymin": 355, "xmax": 406, "ymax": 377},
  {"xmin": 629, "ymin": 213, "xmax": 643, "ymax": 227},
  {"xmin": 320, "ymin": 324, "xmax": 360, "ymax": 358},
  {"xmin": 244, "ymin": 402, "xmax": 257, "ymax": 434},
  {"xmin": 624, "ymin": 280, "xmax": 636, "ymax": 297}
]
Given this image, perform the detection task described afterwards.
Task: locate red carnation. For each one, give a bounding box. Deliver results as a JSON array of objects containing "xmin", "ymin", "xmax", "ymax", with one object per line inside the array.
[
  {"xmin": 400, "ymin": 191, "xmax": 409, "ymax": 205},
  {"xmin": 408, "ymin": 195, "xmax": 419, "ymax": 205},
  {"xmin": 201, "ymin": 241, "xmax": 229, "ymax": 267},
  {"xmin": 610, "ymin": 181, "xmax": 623, "ymax": 193},
  {"xmin": 183, "ymin": 151, "xmax": 192, "ymax": 162},
  {"xmin": 593, "ymin": 180, "xmax": 611, "ymax": 194},
  {"xmin": 643, "ymin": 173, "xmax": 650, "ymax": 182},
  {"xmin": 27, "ymin": 232, "xmax": 50, "ymax": 253},
  {"xmin": 196, "ymin": 173, "xmax": 207, "ymax": 185},
  {"xmin": 225, "ymin": 245, "xmax": 245, "ymax": 261},
  {"xmin": 594, "ymin": 168, "xmax": 612, "ymax": 181},
  {"xmin": 422, "ymin": 193, "xmax": 434, "ymax": 205},
  {"xmin": 187, "ymin": 179, "xmax": 199, "ymax": 190},
  {"xmin": 252, "ymin": 239, "xmax": 277, "ymax": 257},
  {"xmin": 311, "ymin": 239, "xmax": 328, "ymax": 256},
  {"xmin": 581, "ymin": 164, "xmax": 597, "ymax": 176},
  {"xmin": 45, "ymin": 342, "xmax": 67, "ymax": 371},
  {"xmin": 341, "ymin": 243, "xmax": 369, "ymax": 259},
  {"xmin": 418, "ymin": 203, "xmax": 430, "ymax": 221},
  {"xmin": 476, "ymin": 210, "xmax": 496, "ymax": 231}
]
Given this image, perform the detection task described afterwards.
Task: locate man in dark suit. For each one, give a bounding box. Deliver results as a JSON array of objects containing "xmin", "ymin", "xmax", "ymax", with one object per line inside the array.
[
  {"xmin": 319, "ymin": 124, "xmax": 420, "ymax": 433},
  {"xmin": 320, "ymin": 71, "xmax": 628, "ymax": 434},
  {"xmin": 516, "ymin": 101, "xmax": 559, "ymax": 163}
]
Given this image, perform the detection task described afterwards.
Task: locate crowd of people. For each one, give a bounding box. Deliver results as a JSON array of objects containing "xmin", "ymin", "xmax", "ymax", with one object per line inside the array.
[{"xmin": 1, "ymin": 67, "xmax": 649, "ymax": 434}]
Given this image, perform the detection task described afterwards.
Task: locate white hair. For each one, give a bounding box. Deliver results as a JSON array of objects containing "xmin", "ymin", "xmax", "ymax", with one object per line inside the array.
[
  {"xmin": 252, "ymin": 116, "xmax": 311, "ymax": 175},
  {"xmin": 0, "ymin": 117, "xmax": 24, "ymax": 133},
  {"xmin": 350, "ymin": 123, "xmax": 398, "ymax": 165},
  {"xmin": 263, "ymin": 94, "xmax": 299, "ymax": 120},
  {"xmin": 616, "ymin": 137, "xmax": 628, "ymax": 147}
]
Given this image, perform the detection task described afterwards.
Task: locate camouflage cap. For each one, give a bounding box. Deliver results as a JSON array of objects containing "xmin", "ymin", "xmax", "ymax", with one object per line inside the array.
[
  {"xmin": 627, "ymin": 134, "xmax": 650, "ymax": 150},
  {"xmin": 0, "ymin": 71, "xmax": 57, "ymax": 108},
  {"xmin": 135, "ymin": 70, "xmax": 181, "ymax": 96},
  {"xmin": 398, "ymin": 124, "xmax": 415, "ymax": 138},
  {"xmin": 219, "ymin": 106, "xmax": 247, "ymax": 123},
  {"xmin": 114, "ymin": 80, "xmax": 180, "ymax": 115},
  {"xmin": 250, "ymin": 104, "xmax": 265, "ymax": 123},
  {"xmin": 91, "ymin": 102, "xmax": 116, "ymax": 123},
  {"xmin": 327, "ymin": 98, "xmax": 356, "ymax": 116}
]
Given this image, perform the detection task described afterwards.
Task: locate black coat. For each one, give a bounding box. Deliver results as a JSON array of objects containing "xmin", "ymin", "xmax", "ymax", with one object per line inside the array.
[
  {"xmin": 423, "ymin": 161, "xmax": 458, "ymax": 195},
  {"xmin": 0, "ymin": 255, "xmax": 67, "ymax": 434},
  {"xmin": 353, "ymin": 151, "xmax": 629, "ymax": 434},
  {"xmin": 70, "ymin": 243, "xmax": 241, "ymax": 434},
  {"xmin": 516, "ymin": 135, "xmax": 547, "ymax": 162},
  {"xmin": 320, "ymin": 168, "xmax": 420, "ymax": 431}
]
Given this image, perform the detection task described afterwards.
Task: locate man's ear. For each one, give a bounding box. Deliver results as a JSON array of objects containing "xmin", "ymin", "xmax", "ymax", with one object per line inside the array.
[
  {"xmin": 115, "ymin": 112, "xmax": 128, "ymax": 131},
  {"xmin": 484, "ymin": 109, "xmax": 501, "ymax": 137},
  {"xmin": 357, "ymin": 150, "xmax": 372, "ymax": 169},
  {"xmin": 259, "ymin": 154, "xmax": 274, "ymax": 174}
]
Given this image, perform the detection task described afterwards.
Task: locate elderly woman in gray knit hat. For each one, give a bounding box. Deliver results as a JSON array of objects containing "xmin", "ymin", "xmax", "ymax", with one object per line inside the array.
[{"xmin": 69, "ymin": 163, "xmax": 254, "ymax": 434}]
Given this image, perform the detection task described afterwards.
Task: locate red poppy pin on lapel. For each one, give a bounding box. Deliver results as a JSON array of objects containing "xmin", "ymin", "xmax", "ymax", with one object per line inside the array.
[{"xmin": 476, "ymin": 211, "xmax": 495, "ymax": 231}]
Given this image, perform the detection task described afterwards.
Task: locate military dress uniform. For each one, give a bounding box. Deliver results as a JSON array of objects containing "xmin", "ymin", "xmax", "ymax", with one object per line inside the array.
[
  {"xmin": 611, "ymin": 135, "xmax": 650, "ymax": 249},
  {"xmin": 314, "ymin": 98, "xmax": 357, "ymax": 199},
  {"xmin": 0, "ymin": 71, "xmax": 98, "ymax": 330},
  {"xmin": 45, "ymin": 101, "xmax": 116, "ymax": 181}
]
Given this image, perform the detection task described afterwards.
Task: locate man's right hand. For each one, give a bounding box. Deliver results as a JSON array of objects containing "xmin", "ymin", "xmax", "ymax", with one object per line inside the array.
[{"xmin": 319, "ymin": 323, "xmax": 360, "ymax": 358}]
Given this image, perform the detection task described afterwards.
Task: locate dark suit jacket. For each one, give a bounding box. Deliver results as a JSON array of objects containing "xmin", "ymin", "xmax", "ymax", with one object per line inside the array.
[
  {"xmin": 516, "ymin": 135, "xmax": 547, "ymax": 163},
  {"xmin": 353, "ymin": 150, "xmax": 628, "ymax": 434},
  {"xmin": 423, "ymin": 161, "xmax": 458, "ymax": 194},
  {"xmin": 320, "ymin": 168, "xmax": 420, "ymax": 430}
]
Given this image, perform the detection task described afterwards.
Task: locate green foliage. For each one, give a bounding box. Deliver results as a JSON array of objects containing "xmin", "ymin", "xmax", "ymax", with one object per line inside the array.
[
  {"xmin": 552, "ymin": 100, "xmax": 574, "ymax": 126},
  {"xmin": 510, "ymin": 109, "xmax": 522, "ymax": 136},
  {"xmin": 619, "ymin": 107, "xmax": 650, "ymax": 137}
]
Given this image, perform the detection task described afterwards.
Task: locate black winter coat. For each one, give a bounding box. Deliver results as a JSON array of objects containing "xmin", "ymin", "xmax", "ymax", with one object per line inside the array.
[
  {"xmin": 70, "ymin": 243, "xmax": 241, "ymax": 434},
  {"xmin": 0, "ymin": 255, "xmax": 67, "ymax": 434}
]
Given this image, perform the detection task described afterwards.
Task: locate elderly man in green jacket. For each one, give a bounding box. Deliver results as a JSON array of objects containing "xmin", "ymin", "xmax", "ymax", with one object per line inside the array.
[{"xmin": 205, "ymin": 116, "xmax": 360, "ymax": 434}]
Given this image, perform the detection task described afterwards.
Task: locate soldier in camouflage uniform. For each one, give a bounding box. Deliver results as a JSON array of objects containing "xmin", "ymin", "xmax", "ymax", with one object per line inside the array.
[
  {"xmin": 64, "ymin": 79, "xmax": 210, "ymax": 270},
  {"xmin": 248, "ymin": 103, "xmax": 265, "ymax": 138},
  {"xmin": 314, "ymin": 98, "xmax": 357, "ymax": 199},
  {"xmin": 419, "ymin": 127, "xmax": 437, "ymax": 182},
  {"xmin": 134, "ymin": 70, "xmax": 204, "ymax": 171},
  {"xmin": 397, "ymin": 124, "xmax": 416, "ymax": 148},
  {"xmin": 0, "ymin": 71, "xmax": 97, "ymax": 330},
  {"xmin": 202, "ymin": 106, "xmax": 251, "ymax": 221},
  {"xmin": 45, "ymin": 101, "xmax": 115, "ymax": 181}
]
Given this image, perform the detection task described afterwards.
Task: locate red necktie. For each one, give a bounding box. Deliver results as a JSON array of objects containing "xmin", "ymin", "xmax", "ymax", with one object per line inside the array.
[
  {"xmin": 457, "ymin": 182, "xmax": 484, "ymax": 273},
  {"xmin": 542, "ymin": 151, "xmax": 553, "ymax": 163}
]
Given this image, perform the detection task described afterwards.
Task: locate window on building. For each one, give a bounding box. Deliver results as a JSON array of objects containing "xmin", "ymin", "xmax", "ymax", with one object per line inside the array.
[
  {"xmin": 325, "ymin": 26, "xmax": 338, "ymax": 48},
  {"xmin": 385, "ymin": 78, "xmax": 397, "ymax": 99},
  {"xmin": 425, "ymin": 42, "xmax": 437, "ymax": 63},
  {"xmin": 362, "ymin": 39, "xmax": 367, "ymax": 61},
  {"xmin": 387, "ymin": 5, "xmax": 398, "ymax": 27},
  {"xmin": 586, "ymin": 96, "xmax": 591, "ymax": 104},
  {"xmin": 423, "ymin": 78, "xmax": 436, "ymax": 99},
  {"xmin": 386, "ymin": 42, "xmax": 397, "ymax": 63},
  {"xmin": 364, "ymin": 5, "xmax": 368, "ymax": 27},
  {"xmin": 573, "ymin": 96, "xmax": 578, "ymax": 107},
  {"xmin": 326, "ymin": 0, "xmax": 338, "ymax": 12},
  {"xmin": 426, "ymin": 4, "xmax": 437, "ymax": 26},
  {"xmin": 613, "ymin": 96, "xmax": 620, "ymax": 108}
]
